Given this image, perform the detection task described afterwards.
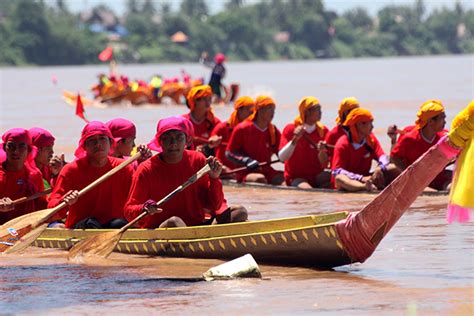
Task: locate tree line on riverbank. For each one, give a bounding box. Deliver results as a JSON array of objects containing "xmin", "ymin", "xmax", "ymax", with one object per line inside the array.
[{"xmin": 0, "ymin": 0, "xmax": 472, "ymax": 66}]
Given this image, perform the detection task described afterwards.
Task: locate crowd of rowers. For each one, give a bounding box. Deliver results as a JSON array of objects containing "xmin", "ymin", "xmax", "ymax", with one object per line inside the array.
[{"xmin": 0, "ymin": 85, "xmax": 450, "ymax": 230}]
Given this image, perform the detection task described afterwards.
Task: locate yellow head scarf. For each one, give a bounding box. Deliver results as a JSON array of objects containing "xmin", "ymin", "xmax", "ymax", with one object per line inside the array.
[
  {"xmin": 248, "ymin": 95, "xmax": 277, "ymax": 147},
  {"xmin": 294, "ymin": 96, "xmax": 325, "ymax": 138},
  {"xmin": 228, "ymin": 96, "xmax": 255, "ymax": 128},
  {"xmin": 343, "ymin": 107, "xmax": 374, "ymax": 145},
  {"xmin": 415, "ymin": 99, "xmax": 445, "ymax": 129},
  {"xmin": 448, "ymin": 101, "xmax": 474, "ymax": 214},
  {"xmin": 186, "ymin": 85, "xmax": 215, "ymax": 122},
  {"xmin": 336, "ymin": 97, "xmax": 360, "ymax": 124}
]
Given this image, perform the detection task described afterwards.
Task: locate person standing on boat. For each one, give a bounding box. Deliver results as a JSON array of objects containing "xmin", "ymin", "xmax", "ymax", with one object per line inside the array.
[
  {"xmin": 105, "ymin": 118, "xmax": 152, "ymax": 167},
  {"xmin": 332, "ymin": 108, "xmax": 399, "ymax": 192},
  {"xmin": 226, "ymin": 96, "xmax": 284, "ymax": 185},
  {"xmin": 324, "ymin": 97, "xmax": 360, "ymax": 160},
  {"xmin": 279, "ymin": 97, "xmax": 330, "ymax": 188},
  {"xmin": 29, "ymin": 127, "xmax": 66, "ymax": 190},
  {"xmin": 124, "ymin": 116, "xmax": 247, "ymax": 228},
  {"xmin": 209, "ymin": 96, "xmax": 255, "ymax": 174},
  {"xmin": 390, "ymin": 100, "xmax": 450, "ymax": 190},
  {"xmin": 0, "ymin": 128, "xmax": 46, "ymax": 224},
  {"xmin": 200, "ymin": 52, "xmax": 226, "ymax": 104},
  {"xmin": 183, "ymin": 85, "xmax": 222, "ymax": 155},
  {"xmin": 47, "ymin": 121, "xmax": 139, "ymax": 229}
]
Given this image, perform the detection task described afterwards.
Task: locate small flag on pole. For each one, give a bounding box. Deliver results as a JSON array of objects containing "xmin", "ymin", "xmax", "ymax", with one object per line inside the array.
[
  {"xmin": 98, "ymin": 46, "xmax": 113, "ymax": 62},
  {"xmin": 76, "ymin": 93, "xmax": 89, "ymax": 123}
]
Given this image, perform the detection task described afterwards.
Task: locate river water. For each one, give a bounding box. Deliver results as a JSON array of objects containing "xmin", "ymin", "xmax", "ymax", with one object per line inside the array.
[{"xmin": 0, "ymin": 55, "xmax": 473, "ymax": 315}]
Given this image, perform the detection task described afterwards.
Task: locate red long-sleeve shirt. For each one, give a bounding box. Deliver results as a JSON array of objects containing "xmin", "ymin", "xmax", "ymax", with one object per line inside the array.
[
  {"xmin": 325, "ymin": 125, "xmax": 347, "ymax": 161},
  {"xmin": 391, "ymin": 128, "xmax": 445, "ymax": 167},
  {"xmin": 0, "ymin": 165, "xmax": 46, "ymax": 224},
  {"xmin": 124, "ymin": 150, "xmax": 225, "ymax": 228},
  {"xmin": 182, "ymin": 113, "xmax": 221, "ymax": 147},
  {"xmin": 332, "ymin": 134, "xmax": 385, "ymax": 178},
  {"xmin": 280, "ymin": 123, "xmax": 328, "ymax": 186},
  {"xmin": 48, "ymin": 156, "xmax": 134, "ymax": 228},
  {"xmin": 210, "ymin": 121, "xmax": 236, "ymax": 168},
  {"xmin": 226, "ymin": 121, "xmax": 281, "ymax": 182}
]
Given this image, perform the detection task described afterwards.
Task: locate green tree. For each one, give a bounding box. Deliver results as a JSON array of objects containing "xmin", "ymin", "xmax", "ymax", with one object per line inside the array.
[
  {"xmin": 11, "ymin": 0, "xmax": 51, "ymax": 64},
  {"xmin": 180, "ymin": 0, "xmax": 209, "ymax": 18}
]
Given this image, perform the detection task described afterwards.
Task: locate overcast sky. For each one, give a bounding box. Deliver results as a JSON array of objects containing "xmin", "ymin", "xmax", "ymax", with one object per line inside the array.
[{"xmin": 60, "ymin": 0, "xmax": 473, "ymax": 16}]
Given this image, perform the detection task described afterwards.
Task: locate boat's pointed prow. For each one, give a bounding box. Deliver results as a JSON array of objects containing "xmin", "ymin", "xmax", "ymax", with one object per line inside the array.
[{"xmin": 335, "ymin": 102, "xmax": 474, "ymax": 264}]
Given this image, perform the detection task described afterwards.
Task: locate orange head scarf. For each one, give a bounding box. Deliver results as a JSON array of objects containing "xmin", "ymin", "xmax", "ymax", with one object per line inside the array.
[
  {"xmin": 186, "ymin": 85, "xmax": 215, "ymax": 123},
  {"xmin": 343, "ymin": 108, "xmax": 374, "ymax": 144},
  {"xmin": 336, "ymin": 97, "xmax": 360, "ymax": 124},
  {"xmin": 415, "ymin": 99, "xmax": 445, "ymax": 129},
  {"xmin": 293, "ymin": 96, "xmax": 325, "ymax": 138},
  {"xmin": 248, "ymin": 95, "xmax": 277, "ymax": 147},
  {"xmin": 228, "ymin": 96, "xmax": 255, "ymax": 128}
]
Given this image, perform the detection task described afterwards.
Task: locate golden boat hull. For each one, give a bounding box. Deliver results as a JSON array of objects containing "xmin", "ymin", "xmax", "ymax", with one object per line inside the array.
[{"xmin": 34, "ymin": 212, "xmax": 352, "ymax": 268}]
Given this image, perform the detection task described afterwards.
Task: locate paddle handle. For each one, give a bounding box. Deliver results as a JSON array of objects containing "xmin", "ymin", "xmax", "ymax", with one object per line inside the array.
[
  {"xmin": 12, "ymin": 188, "xmax": 52, "ymax": 206},
  {"xmin": 302, "ymin": 133, "xmax": 334, "ymax": 149},
  {"xmin": 221, "ymin": 159, "xmax": 280, "ymax": 176},
  {"xmin": 194, "ymin": 136, "xmax": 228, "ymax": 147},
  {"xmin": 120, "ymin": 163, "xmax": 212, "ymax": 232},
  {"xmin": 37, "ymin": 152, "xmax": 142, "ymax": 226}
]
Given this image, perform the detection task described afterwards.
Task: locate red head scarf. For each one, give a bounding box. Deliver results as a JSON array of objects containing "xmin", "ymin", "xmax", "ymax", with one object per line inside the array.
[
  {"xmin": 415, "ymin": 99, "xmax": 445, "ymax": 129},
  {"xmin": 105, "ymin": 118, "xmax": 137, "ymax": 142},
  {"xmin": 343, "ymin": 108, "xmax": 374, "ymax": 144},
  {"xmin": 228, "ymin": 96, "xmax": 255, "ymax": 128},
  {"xmin": 214, "ymin": 53, "xmax": 226, "ymax": 64},
  {"xmin": 74, "ymin": 121, "xmax": 114, "ymax": 158},
  {"xmin": 336, "ymin": 97, "xmax": 360, "ymax": 124},
  {"xmin": 294, "ymin": 96, "xmax": 325, "ymax": 138},
  {"xmin": 148, "ymin": 116, "xmax": 194, "ymax": 153},
  {"xmin": 29, "ymin": 127, "xmax": 55, "ymax": 148},
  {"xmin": 248, "ymin": 95, "xmax": 277, "ymax": 146}
]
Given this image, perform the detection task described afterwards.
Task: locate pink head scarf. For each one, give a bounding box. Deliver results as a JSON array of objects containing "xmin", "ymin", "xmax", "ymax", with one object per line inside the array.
[
  {"xmin": 74, "ymin": 121, "xmax": 114, "ymax": 158},
  {"xmin": 29, "ymin": 127, "xmax": 55, "ymax": 148},
  {"xmin": 0, "ymin": 128, "xmax": 36, "ymax": 168},
  {"xmin": 148, "ymin": 116, "xmax": 194, "ymax": 152},
  {"xmin": 105, "ymin": 118, "xmax": 137, "ymax": 142}
]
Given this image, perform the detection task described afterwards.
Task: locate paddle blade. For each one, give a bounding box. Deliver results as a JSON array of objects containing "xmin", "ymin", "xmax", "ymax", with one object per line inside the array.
[
  {"xmin": 0, "ymin": 208, "xmax": 57, "ymax": 253},
  {"xmin": 68, "ymin": 231, "xmax": 123, "ymax": 259},
  {"xmin": 4, "ymin": 223, "xmax": 49, "ymax": 254}
]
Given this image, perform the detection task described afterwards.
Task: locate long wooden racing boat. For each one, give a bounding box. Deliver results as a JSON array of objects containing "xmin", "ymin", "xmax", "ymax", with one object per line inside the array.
[
  {"xmin": 33, "ymin": 133, "xmax": 461, "ymax": 267},
  {"xmin": 34, "ymin": 212, "xmax": 351, "ymax": 267},
  {"xmin": 3, "ymin": 104, "xmax": 472, "ymax": 267},
  {"xmin": 222, "ymin": 179, "xmax": 449, "ymax": 196}
]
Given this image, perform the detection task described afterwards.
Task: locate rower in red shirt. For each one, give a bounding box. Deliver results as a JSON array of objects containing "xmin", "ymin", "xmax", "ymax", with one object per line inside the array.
[
  {"xmin": 182, "ymin": 85, "xmax": 221, "ymax": 155},
  {"xmin": 332, "ymin": 108, "xmax": 400, "ymax": 192},
  {"xmin": 124, "ymin": 116, "xmax": 247, "ymax": 228},
  {"xmin": 391, "ymin": 100, "xmax": 449, "ymax": 190},
  {"xmin": 325, "ymin": 97, "xmax": 360, "ymax": 160},
  {"xmin": 48, "ymin": 121, "xmax": 138, "ymax": 229},
  {"xmin": 0, "ymin": 128, "xmax": 46, "ymax": 224},
  {"xmin": 106, "ymin": 118, "xmax": 152, "ymax": 166},
  {"xmin": 210, "ymin": 96, "xmax": 255, "ymax": 172},
  {"xmin": 29, "ymin": 127, "xmax": 66, "ymax": 189},
  {"xmin": 279, "ymin": 97, "xmax": 330, "ymax": 188},
  {"xmin": 226, "ymin": 95, "xmax": 284, "ymax": 185}
]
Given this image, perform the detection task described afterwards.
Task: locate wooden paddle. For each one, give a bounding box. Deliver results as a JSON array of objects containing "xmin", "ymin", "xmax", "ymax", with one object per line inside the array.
[
  {"xmin": 193, "ymin": 136, "xmax": 228, "ymax": 147},
  {"xmin": 221, "ymin": 159, "xmax": 280, "ymax": 176},
  {"xmin": 11, "ymin": 188, "xmax": 52, "ymax": 206},
  {"xmin": 302, "ymin": 133, "xmax": 334, "ymax": 149},
  {"xmin": 68, "ymin": 163, "xmax": 212, "ymax": 259},
  {"xmin": 0, "ymin": 152, "xmax": 142, "ymax": 254}
]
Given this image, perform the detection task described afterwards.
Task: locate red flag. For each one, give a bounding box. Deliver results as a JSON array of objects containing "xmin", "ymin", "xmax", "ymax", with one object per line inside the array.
[
  {"xmin": 98, "ymin": 46, "xmax": 113, "ymax": 62},
  {"xmin": 76, "ymin": 93, "xmax": 89, "ymax": 123}
]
